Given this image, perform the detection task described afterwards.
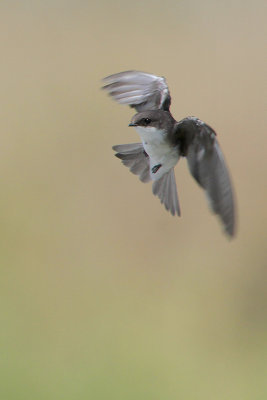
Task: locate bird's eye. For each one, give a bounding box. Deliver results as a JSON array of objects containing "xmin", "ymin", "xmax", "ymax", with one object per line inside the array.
[{"xmin": 144, "ymin": 118, "xmax": 151, "ymax": 125}]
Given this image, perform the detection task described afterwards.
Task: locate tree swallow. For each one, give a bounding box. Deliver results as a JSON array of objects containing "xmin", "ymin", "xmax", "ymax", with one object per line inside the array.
[{"xmin": 102, "ymin": 71, "xmax": 236, "ymax": 237}]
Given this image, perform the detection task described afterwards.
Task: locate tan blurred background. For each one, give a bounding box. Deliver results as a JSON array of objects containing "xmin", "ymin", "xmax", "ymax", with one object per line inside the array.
[{"xmin": 0, "ymin": 1, "xmax": 266, "ymax": 399}]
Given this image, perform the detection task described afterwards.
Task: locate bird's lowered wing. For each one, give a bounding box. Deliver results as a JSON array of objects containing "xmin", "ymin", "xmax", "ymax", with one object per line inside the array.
[
  {"xmin": 112, "ymin": 143, "xmax": 151, "ymax": 183},
  {"xmin": 112, "ymin": 143, "xmax": 180, "ymax": 216},
  {"xmin": 102, "ymin": 70, "xmax": 171, "ymax": 112},
  {"xmin": 176, "ymin": 117, "xmax": 236, "ymax": 237}
]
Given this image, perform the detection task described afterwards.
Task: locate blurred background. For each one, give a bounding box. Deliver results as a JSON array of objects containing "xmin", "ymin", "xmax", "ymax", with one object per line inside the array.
[{"xmin": 0, "ymin": 1, "xmax": 266, "ymax": 399}]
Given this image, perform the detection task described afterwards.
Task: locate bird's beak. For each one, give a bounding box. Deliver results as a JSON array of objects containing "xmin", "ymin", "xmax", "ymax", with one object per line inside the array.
[{"xmin": 128, "ymin": 123, "xmax": 137, "ymax": 127}]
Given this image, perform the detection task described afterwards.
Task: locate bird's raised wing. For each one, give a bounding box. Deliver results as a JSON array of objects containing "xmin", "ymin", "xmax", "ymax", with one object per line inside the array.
[
  {"xmin": 176, "ymin": 117, "xmax": 236, "ymax": 237},
  {"xmin": 102, "ymin": 70, "xmax": 171, "ymax": 112}
]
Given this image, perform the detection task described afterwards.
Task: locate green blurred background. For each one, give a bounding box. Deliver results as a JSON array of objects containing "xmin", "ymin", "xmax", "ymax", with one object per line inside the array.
[{"xmin": 0, "ymin": 1, "xmax": 266, "ymax": 399}]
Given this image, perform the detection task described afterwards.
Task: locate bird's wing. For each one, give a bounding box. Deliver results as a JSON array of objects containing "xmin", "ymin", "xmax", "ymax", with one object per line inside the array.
[
  {"xmin": 102, "ymin": 70, "xmax": 171, "ymax": 112},
  {"xmin": 113, "ymin": 143, "xmax": 180, "ymax": 216},
  {"xmin": 176, "ymin": 117, "xmax": 236, "ymax": 237},
  {"xmin": 112, "ymin": 143, "xmax": 151, "ymax": 183}
]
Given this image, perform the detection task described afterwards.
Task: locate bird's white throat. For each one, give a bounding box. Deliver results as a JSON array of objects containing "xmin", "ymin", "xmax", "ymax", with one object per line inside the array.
[{"xmin": 134, "ymin": 126, "xmax": 166, "ymax": 145}]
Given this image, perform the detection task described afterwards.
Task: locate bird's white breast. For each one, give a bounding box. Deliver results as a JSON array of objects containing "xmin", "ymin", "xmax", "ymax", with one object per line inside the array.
[{"xmin": 135, "ymin": 126, "xmax": 179, "ymax": 180}]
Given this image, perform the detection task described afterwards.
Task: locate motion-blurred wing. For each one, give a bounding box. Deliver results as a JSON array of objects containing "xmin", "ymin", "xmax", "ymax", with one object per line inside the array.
[
  {"xmin": 102, "ymin": 70, "xmax": 171, "ymax": 112},
  {"xmin": 176, "ymin": 117, "xmax": 236, "ymax": 237}
]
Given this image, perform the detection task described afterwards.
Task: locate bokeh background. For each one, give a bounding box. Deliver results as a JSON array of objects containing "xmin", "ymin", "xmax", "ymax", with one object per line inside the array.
[{"xmin": 0, "ymin": 1, "xmax": 266, "ymax": 399}]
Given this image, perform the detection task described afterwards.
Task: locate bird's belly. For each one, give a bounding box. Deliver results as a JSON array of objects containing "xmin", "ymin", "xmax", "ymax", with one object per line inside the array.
[
  {"xmin": 135, "ymin": 126, "xmax": 179, "ymax": 179},
  {"xmin": 145, "ymin": 143, "xmax": 179, "ymax": 179}
]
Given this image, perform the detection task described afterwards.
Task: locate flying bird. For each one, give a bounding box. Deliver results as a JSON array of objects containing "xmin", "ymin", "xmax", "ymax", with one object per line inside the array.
[{"xmin": 102, "ymin": 71, "xmax": 236, "ymax": 237}]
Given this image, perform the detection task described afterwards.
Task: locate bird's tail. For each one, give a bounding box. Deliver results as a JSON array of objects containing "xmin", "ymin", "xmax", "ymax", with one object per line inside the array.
[{"xmin": 152, "ymin": 168, "xmax": 181, "ymax": 216}]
